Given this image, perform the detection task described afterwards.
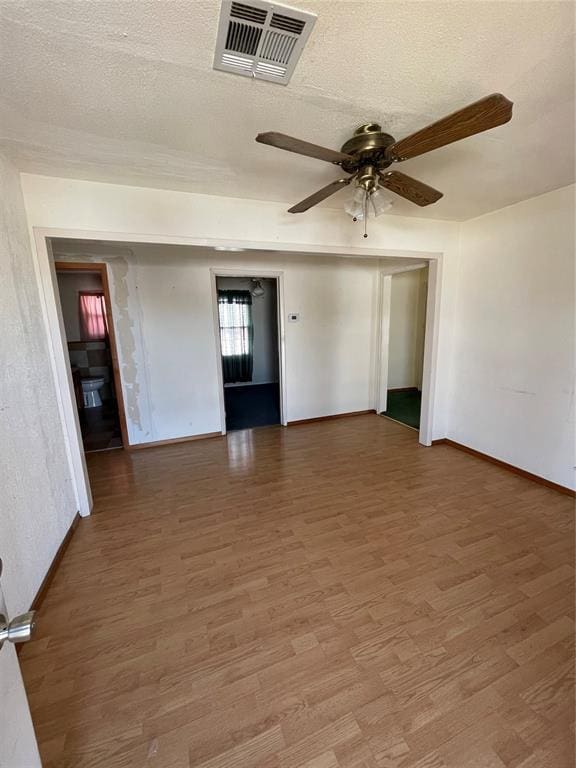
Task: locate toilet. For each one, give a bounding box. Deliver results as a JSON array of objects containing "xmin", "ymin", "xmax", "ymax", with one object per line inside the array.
[{"xmin": 81, "ymin": 376, "xmax": 105, "ymax": 408}]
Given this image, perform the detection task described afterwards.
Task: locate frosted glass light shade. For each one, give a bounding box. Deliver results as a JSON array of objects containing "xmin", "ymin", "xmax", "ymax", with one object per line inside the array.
[
  {"xmin": 344, "ymin": 186, "xmax": 367, "ymax": 219},
  {"xmin": 344, "ymin": 186, "xmax": 392, "ymax": 220},
  {"xmin": 370, "ymin": 188, "xmax": 393, "ymax": 217}
]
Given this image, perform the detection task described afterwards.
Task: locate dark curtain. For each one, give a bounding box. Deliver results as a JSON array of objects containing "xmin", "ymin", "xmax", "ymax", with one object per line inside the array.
[{"xmin": 218, "ymin": 290, "xmax": 254, "ymax": 384}]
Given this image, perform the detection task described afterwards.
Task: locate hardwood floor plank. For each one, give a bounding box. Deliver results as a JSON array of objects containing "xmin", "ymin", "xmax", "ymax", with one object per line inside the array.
[
  {"xmin": 505, "ymin": 616, "xmax": 573, "ymax": 665},
  {"xmin": 518, "ymin": 564, "xmax": 574, "ymax": 597},
  {"xmin": 19, "ymin": 416, "xmax": 574, "ymax": 768},
  {"xmin": 278, "ymin": 713, "xmax": 361, "ymax": 768}
]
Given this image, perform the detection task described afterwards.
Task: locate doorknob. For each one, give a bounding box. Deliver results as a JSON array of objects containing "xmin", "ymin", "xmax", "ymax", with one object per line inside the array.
[
  {"xmin": 0, "ymin": 611, "xmax": 36, "ymax": 650},
  {"xmin": 0, "ymin": 558, "xmax": 37, "ymax": 650}
]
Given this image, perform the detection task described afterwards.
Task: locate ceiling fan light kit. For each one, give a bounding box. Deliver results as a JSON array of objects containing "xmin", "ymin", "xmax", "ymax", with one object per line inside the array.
[
  {"xmin": 255, "ymin": 93, "xmax": 513, "ymax": 237},
  {"xmin": 344, "ymin": 175, "xmax": 393, "ymax": 238}
]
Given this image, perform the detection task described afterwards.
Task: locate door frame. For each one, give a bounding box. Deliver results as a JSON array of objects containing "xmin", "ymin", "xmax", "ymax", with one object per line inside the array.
[
  {"xmin": 374, "ymin": 261, "xmax": 437, "ymax": 446},
  {"xmin": 54, "ymin": 261, "xmax": 130, "ymax": 451},
  {"xmin": 210, "ymin": 268, "xmax": 287, "ymax": 432}
]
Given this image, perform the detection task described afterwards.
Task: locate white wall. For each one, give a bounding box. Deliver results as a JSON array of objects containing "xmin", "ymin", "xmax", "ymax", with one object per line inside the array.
[
  {"xmin": 216, "ymin": 276, "xmax": 279, "ymax": 385},
  {"xmin": 0, "ymin": 160, "xmax": 78, "ymax": 613},
  {"xmin": 53, "ymin": 244, "xmax": 380, "ymax": 440},
  {"xmin": 0, "ymin": 154, "xmax": 71, "ymax": 767},
  {"xmin": 21, "ymin": 174, "xmax": 460, "ymax": 440},
  {"xmin": 56, "ymin": 270, "xmax": 103, "ymax": 340},
  {"xmin": 388, "ymin": 268, "xmax": 428, "ymax": 389},
  {"xmin": 450, "ymin": 185, "xmax": 575, "ymax": 490}
]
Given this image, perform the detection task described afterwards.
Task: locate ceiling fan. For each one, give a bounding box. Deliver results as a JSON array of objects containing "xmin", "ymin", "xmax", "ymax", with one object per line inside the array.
[{"xmin": 255, "ymin": 93, "xmax": 513, "ymax": 236}]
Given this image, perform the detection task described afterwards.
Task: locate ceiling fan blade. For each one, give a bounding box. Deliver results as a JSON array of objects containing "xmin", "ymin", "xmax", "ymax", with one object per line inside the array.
[
  {"xmin": 288, "ymin": 177, "xmax": 353, "ymax": 213},
  {"xmin": 256, "ymin": 132, "xmax": 353, "ymax": 165},
  {"xmin": 379, "ymin": 171, "xmax": 443, "ymax": 206},
  {"xmin": 387, "ymin": 93, "xmax": 513, "ymax": 161}
]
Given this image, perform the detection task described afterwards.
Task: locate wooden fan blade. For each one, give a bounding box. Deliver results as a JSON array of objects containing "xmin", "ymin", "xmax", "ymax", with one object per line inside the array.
[
  {"xmin": 387, "ymin": 93, "xmax": 513, "ymax": 161},
  {"xmin": 288, "ymin": 177, "xmax": 353, "ymax": 214},
  {"xmin": 379, "ymin": 171, "xmax": 443, "ymax": 206},
  {"xmin": 256, "ymin": 132, "xmax": 353, "ymax": 165}
]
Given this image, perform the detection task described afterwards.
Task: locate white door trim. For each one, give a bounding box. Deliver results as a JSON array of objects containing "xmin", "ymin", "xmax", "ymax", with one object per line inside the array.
[
  {"xmin": 31, "ymin": 226, "xmax": 443, "ymax": 514},
  {"xmin": 32, "ymin": 231, "xmax": 92, "ymax": 516},
  {"xmin": 375, "ymin": 261, "xmax": 439, "ymax": 447},
  {"xmin": 374, "ymin": 273, "xmax": 392, "ymax": 415},
  {"xmin": 420, "ymin": 259, "xmax": 441, "ymax": 446}
]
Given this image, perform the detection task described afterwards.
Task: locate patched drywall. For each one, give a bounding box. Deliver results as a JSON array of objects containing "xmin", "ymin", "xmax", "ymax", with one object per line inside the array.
[
  {"xmin": 107, "ymin": 257, "xmax": 144, "ymax": 430},
  {"xmin": 0, "ymin": 1, "xmax": 574, "ymax": 219},
  {"xmin": 451, "ymin": 185, "xmax": 575, "ymax": 489}
]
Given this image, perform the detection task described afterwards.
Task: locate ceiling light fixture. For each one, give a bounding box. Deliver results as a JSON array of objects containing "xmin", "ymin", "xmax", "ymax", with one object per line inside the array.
[
  {"xmin": 344, "ymin": 167, "xmax": 393, "ymax": 237},
  {"xmin": 214, "ymin": 246, "xmax": 246, "ymax": 252},
  {"xmin": 251, "ymin": 279, "xmax": 265, "ymax": 297}
]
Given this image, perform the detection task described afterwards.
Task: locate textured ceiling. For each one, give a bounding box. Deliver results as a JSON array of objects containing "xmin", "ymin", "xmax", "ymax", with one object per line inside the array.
[{"xmin": 1, "ymin": 1, "xmax": 574, "ymax": 220}]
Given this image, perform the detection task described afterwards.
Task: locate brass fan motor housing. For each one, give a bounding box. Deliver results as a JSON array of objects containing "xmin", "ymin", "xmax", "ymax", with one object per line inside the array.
[{"xmin": 340, "ymin": 123, "xmax": 396, "ymax": 174}]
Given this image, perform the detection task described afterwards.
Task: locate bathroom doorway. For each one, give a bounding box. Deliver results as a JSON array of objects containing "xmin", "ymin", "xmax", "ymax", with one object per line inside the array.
[
  {"xmin": 215, "ymin": 275, "xmax": 281, "ymax": 431},
  {"xmin": 55, "ymin": 262, "xmax": 128, "ymax": 452}
]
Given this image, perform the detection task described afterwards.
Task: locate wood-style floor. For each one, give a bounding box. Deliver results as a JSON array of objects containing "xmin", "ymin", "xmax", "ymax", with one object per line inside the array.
[{"xmin": 20, "ymin": 415, "xmax": 575, "ymax": 768}]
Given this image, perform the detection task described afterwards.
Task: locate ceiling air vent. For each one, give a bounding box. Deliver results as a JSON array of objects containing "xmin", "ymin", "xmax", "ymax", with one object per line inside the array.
[{"xmin": 214, "ymin": 0, "xmax": 316, "ymax": 85}]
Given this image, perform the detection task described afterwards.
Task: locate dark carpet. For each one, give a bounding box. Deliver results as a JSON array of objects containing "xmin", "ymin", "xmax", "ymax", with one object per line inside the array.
[
  {"xmin": 382, "ymin": 388, "xmax": 422, "ymax": 429},
  {"xmin": 224, "ymin": 383, "xmax": 281, "ymax": 431}
]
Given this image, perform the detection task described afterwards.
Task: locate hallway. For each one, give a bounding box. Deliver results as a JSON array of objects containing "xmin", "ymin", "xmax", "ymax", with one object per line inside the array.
[{"xmin": 20, "ymin": 416, "xmax": 575, "ymax": 768}]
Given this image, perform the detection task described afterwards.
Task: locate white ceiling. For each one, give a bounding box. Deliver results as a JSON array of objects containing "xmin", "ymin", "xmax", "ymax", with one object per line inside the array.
[{"xmin": 1, "ymin": 1, "xmax": 574, "ymax": 220}]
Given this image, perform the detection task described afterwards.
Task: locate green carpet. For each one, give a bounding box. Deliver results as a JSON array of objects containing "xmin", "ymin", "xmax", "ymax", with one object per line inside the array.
[{"xmin": 382, "ymin": 388, "xmax": 421, "ymax": 429}]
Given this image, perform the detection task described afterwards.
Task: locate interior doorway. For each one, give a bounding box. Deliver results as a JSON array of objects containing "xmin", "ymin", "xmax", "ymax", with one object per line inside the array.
[
  {"xmin": 215, "ymin": 275, "xmax": 281, "ymax": 431},
  {"xmin": 382, "ymin": 265, "xmax": 428, "ymax": 430},
  {"xmin": 54, "ymin": 262, "xmax": 128, "ymax": 452}
]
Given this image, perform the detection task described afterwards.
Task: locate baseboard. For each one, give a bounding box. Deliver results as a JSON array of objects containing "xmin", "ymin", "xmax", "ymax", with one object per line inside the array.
[
  {"xmin": 288, "ymin": 409, "xmax": 377, "ymax": 426},
  {"xmin": 128, "ymin": 431, "xmax": 223, "ymax": 450},
  {"xmin": 432, "ymin": 438, "xmax": 575, "ymax": 497},
  {"xmin": 29, "ymin": 513, "xmax": 80, "ymax": 613},
  {"xmin": 17, "ymin": 514, "xmax": 80, "ymax": 657},
  {"xmin": 388, "ymin": 387, "xmax": 420, "ymax": 393}
]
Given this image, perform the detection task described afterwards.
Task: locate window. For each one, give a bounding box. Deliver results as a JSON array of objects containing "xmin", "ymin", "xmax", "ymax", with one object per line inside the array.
[
  {"xmin": 79, "ymin": 292, "xmax": 108, "ymax": 341},
  {"xmin": 218, "ymin": 290, "xmax": 253, "ymax": 383},
  {"xmin": 218, "ymin": 295, "xmax": 251, "ymax": 357}
]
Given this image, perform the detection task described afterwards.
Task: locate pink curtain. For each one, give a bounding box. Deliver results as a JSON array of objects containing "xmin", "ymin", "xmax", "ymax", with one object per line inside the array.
[{"xmin": 79, "ymin": 292, "xmax": 108, "ymax": 341}]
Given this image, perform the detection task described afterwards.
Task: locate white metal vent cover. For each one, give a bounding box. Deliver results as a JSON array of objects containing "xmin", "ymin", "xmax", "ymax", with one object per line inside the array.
[{"xmin": 213, "ymin": 0, "xmax": 317, "ymax": 85}]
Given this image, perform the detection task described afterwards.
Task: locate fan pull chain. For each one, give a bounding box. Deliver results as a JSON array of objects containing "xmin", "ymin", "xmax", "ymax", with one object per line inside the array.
[{"xmin": 363, "ymin": 190, "xmax": 368, "ymax": 238}]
